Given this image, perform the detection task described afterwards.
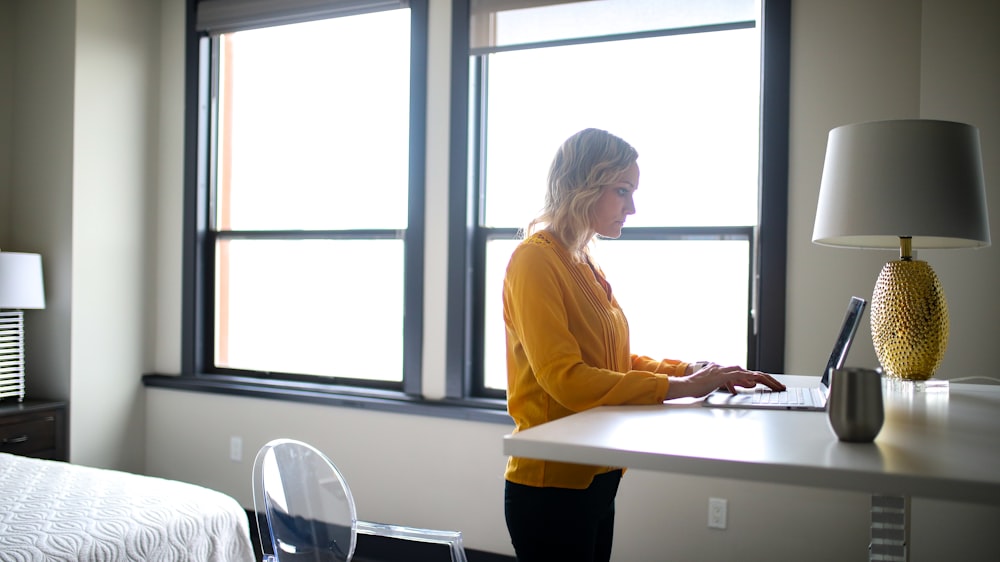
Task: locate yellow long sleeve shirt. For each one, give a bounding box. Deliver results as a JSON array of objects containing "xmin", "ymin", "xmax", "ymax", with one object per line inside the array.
[{"xmin": 503, "ymin": 231, "xmax": 690, "ymax": 489}]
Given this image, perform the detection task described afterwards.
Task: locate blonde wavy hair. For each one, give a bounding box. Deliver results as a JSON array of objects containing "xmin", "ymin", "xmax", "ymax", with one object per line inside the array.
[{"xmin": 526, "ymin": 128, "xmax": 638, "ymax": 258}]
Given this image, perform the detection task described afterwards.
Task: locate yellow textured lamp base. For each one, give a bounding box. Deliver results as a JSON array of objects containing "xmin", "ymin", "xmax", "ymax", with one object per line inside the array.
[{"xmin": 870, "ymin": 259, "xmax": 949, "ymax": 381}]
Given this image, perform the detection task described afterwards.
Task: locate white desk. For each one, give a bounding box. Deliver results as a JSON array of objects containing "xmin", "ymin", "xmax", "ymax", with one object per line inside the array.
[{"xmin": 503, "ymin": 375, "xmax": 1000, "ymax": 506}]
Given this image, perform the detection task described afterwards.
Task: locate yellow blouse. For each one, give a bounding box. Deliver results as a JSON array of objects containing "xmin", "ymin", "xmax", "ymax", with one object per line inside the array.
[{"xmin": 503, "ymin": 231, "xmax": 690, "ymax": 489}]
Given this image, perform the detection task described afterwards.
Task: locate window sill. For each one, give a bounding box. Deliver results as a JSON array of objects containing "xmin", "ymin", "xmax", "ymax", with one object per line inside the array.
[{"xmin": 141, "ymin": 374, "xmax": 513, "ymax": 425}]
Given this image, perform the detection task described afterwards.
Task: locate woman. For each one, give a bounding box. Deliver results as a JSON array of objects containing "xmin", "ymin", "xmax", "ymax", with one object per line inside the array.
[{"xmin": 502, "ymin": 128, "xmax": 783, "ymax": 561}]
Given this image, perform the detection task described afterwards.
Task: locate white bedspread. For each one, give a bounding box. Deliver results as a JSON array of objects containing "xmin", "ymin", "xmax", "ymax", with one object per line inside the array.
[{"xmin": 0, "ymin": 452, "xmax": 255, "ymax": 562}]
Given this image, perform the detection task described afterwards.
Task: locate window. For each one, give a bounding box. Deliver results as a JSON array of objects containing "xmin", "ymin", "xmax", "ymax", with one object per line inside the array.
[
  {"xmin": 165, "ymin": 0, "xmax": 787, "ymax": 418},
  {"xmin": 183, "ymin": 0, "xmax": 428, "ymax": 393},
  {"xmin": 451, "ymin": 0, "xmax": 789, "ymax": 397}
]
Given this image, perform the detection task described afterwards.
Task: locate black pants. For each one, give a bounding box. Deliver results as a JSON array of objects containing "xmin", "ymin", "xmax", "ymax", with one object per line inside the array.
[{"xmin": 504, "ymin": 470, "xmax": 623, "ymax": 562}]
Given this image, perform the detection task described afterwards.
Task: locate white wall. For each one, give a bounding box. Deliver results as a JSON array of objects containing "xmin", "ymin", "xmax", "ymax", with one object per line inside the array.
[{"xmin": 3, "ymin": 0, "xmax": 998, "ymax": 560}]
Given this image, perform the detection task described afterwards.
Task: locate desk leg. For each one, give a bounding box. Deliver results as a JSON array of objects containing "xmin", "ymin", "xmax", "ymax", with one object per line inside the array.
[{"xmin": 869, "ymin": 494, "xmax": 909, "ymax": 561}]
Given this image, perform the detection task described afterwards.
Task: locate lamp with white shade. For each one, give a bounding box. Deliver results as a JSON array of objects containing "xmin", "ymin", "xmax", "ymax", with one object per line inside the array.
[
  {"xmin": 812, "ymin": 119, "xmax": 991, "ymax": 381},
  {"xmin": 0, "ymin": 251, "xmax": 47, "ymax": 401}
]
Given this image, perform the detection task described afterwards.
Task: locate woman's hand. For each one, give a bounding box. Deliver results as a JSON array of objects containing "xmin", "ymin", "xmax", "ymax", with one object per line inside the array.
[{"xmin": 665, "ymin": 362, "xmax": 785, "ymax": 400}]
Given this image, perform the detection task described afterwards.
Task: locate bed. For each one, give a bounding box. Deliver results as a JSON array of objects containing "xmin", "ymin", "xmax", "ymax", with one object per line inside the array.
[{"xmin": 0, "ymin": 452, "xmax": 255, "ymax": 561}]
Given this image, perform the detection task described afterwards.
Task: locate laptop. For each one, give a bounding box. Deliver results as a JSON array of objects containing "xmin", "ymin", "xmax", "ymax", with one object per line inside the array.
[{"xmin": 702, "ymin": 296, "xmax": 867, "ymax": 411}]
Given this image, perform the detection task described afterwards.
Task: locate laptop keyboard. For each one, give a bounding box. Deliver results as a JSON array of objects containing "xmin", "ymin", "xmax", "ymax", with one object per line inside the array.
[{"xmin": 751, "ymin": 387, "xmax": 821, "ymax": 407}]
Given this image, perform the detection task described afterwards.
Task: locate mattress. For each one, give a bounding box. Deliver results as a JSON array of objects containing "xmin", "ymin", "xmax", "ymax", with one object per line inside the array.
[{"xmin": 0, "ymin": 452, "xmax": 255, "ymax": 562}]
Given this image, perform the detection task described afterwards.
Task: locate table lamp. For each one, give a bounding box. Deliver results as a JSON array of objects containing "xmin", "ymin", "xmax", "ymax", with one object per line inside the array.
[
  {"xmin": 812, "ymin": 119, "xmax": 990, "ymax": 381},
  {"xmin": 0, "ymin": 251, "xmax": 47, "ymax": 401}
]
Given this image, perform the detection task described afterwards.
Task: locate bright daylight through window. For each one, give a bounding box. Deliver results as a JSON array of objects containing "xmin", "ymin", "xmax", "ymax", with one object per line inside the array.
[
  {"xmin": 469, "ymin": 0, "xmax": 763, "ymax": 392},
  {"xmin": 175, "ymin": 0, "xmax": 786, "ymax": 411},
  {"xmin": 207, "ymin": 8, "xmax": 413, "ymax": 385}
]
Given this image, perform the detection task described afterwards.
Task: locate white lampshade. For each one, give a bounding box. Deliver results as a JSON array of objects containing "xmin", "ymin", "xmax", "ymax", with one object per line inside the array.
[
  {"xmin": 812, "ymin": 119, "xmax": 990, "ymax": 249},
  {"xmin": 0, "ymin": 252, "xmax": 46, "ymax": 309}
]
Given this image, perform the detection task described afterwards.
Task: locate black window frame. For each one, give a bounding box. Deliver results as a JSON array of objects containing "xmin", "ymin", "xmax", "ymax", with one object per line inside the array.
[
  {"xmin": 147, "ymin": 0, "xmax": 468, "ymax": 410},
  {"xmin": 192, "ymin": 4, "xmax": 428, "ymax": 394},
  {"xmin": 446, "ymin": 0, "xmax": 790, "ymax": 400},
  {"xmin": 144, "ymin": 0, "xmax": 788, "ymax": 423}
]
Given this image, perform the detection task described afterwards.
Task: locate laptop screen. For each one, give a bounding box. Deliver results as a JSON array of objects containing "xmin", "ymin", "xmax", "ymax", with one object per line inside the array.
[{"xmin": 819, "ymin": 296, "xmax": 867, "ymax": 387}]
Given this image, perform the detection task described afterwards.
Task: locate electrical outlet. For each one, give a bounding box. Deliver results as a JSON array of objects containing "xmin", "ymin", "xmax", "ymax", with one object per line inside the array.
[
  {"xmin": 708, "ymin": 497, "xmax": 727, "ymax": 529},
  {"xmin": 230, "ymin": 436, "xmax": 243, "ymax": 462}
]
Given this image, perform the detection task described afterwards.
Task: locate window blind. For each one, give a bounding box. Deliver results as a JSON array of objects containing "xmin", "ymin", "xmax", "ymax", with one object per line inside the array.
[
  {"xmin": 470, "ymin": 0, "xmax": 756, "ymax": 50},
  {"xmin": 470, "ymin": 0, "xmax": 575, "ymax": 15},
  {"xmin": 196, "ymin": 0, "xmax": 408, "ymax": 34}
]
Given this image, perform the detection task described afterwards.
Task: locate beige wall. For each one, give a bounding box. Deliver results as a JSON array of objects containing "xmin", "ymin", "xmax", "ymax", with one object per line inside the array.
[
  {"xmin": 4, "ymin": 0, "xmax": 999, "ymax": 560},
  {"xmin": 6, "ymin": 0, "xmax": 155, "ymax": 471},
  {"xmin": 785, "ymin": 0, "xmax": 1000, "ymax": 382},
  {"xmin": 0, "ymin": 1, "xmax": 11, "ymax": 241},
  {"xmin": 71, "ymin": 0, "xmax": 158, "ymax": 471},
  {"xmin": 5, "ymin": 0, "xmax": 77, "ymax": 415}
]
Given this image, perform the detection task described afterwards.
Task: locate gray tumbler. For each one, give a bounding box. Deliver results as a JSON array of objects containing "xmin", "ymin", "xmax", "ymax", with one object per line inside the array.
[{"xmin": 827, "ymin": 367, "xmax": 884, "ymax": 442}]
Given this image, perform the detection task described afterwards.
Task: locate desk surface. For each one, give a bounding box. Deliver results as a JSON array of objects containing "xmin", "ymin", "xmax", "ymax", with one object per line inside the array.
[{"xmin": 503, "ymin": 375, "xmax": 1000, "ymax": 505}]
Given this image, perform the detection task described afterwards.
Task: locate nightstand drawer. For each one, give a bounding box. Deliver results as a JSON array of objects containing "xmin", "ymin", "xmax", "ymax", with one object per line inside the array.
[
  {"xmin": 0, "ymin": 414, "xmax": 58, "ymax": 456},
  {"xmin": 0, "ymin": 400, "xmax": 68, "ymax": 461}
]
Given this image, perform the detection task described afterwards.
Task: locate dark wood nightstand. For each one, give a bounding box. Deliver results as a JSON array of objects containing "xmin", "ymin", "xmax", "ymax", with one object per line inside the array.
[{"xmin": 0, "ymin": 399, "xmax": 68, "ymax": 461}]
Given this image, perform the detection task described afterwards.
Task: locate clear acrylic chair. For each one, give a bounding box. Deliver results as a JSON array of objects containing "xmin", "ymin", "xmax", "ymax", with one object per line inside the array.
[{"xmin": 252, "ymin": 438, "xmax": 468, "ymax": 562}]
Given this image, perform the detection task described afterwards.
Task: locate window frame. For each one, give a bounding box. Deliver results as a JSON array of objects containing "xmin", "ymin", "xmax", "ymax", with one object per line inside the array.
[
  {"xmin": 160, "ymin": 0, "xmax": 448, "ymax": 402},
  {"xmin": 447, "ymin": 0, "xmax": 790, "ymax": 400},
  {"xmin": 145, "ymin": 0, "xmax": 788, "ymax": 423}
]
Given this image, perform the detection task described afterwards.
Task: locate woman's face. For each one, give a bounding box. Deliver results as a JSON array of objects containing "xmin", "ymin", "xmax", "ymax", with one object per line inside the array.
[{"xmin": 591, "ymin": 162, "xmax": 639, "ymax": 239}]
